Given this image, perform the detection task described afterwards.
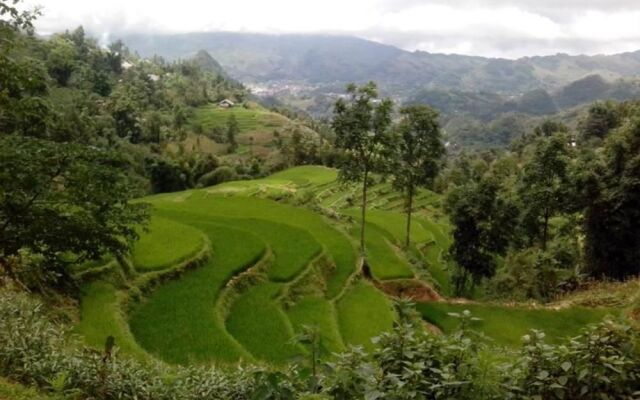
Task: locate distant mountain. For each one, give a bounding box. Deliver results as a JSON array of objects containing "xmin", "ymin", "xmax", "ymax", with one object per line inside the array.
[
  {"xmin": 121, "ymin": 32, "xmax": 640, "ymax": 95},
  {"xmin": 192, "ymin": 49, "xmax": 228, "ymax": 77},
  {"xmin": 122, "ymin": 32, "xmax": 640, "ymax": 150}
]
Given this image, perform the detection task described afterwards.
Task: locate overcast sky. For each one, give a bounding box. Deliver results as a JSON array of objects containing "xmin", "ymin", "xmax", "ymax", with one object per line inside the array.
[{"xmin": 26, "ymin": 0, "xmax": 640, "ymax": 59}]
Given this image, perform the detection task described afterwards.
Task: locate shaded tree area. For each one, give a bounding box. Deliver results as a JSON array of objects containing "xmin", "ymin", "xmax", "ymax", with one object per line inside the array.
[
  {"xmin": 581, "ymin": 109, "xmax": 640, "ymax": 279},
  {"xmin": 0, "ymin": 1, "xmax": 149, "ymax": 293},
  {"xmin": 442, "ymin": 100, "xmax": 640, "ymax": 297}
]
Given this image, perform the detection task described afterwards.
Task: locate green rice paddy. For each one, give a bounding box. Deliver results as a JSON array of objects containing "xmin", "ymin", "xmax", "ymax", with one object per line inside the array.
[{"xmin": 74, "ymin": 165, "xmax": 616, "ymax": 366}]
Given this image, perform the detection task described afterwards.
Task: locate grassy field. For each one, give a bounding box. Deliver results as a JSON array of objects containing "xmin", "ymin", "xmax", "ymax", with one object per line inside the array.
[
  {"xmin": 286, "ymin": 296, "xmax": 345, "ymax": 355},
  {"xmin": 148, "ymin": 194, "xmax": 357, "ymax": 299},
  {"xmin": 417, "ymin": 302, "xmax": 615, "ymax": 347},
  {"xmin": 268, "ymin": 166, "xmax": 338, "ymax": 186},
  {"xmin": 226, "ymin": 281, "xmax": 301, "ymax": 363},
  {"xmin": 129, "ymin": 223, "xmax": 264, "ymax": 364},
  {"xmin": 354, "ymin": 222, "xmax": 415, "ymax": 280},
  {"xmin": 132, "ymin": 217, "xmax": 205, "ymax": 272},
  {"xmin": 74, "ymin": 165, "xmax": 619, "ymax": 367},
  {"xmin": 75, "ymin": 282, "xmax": 151, "ymax": 361},
  {"xmin": 191, "ymin": 105, "xmax": 291, "ymax": 134},
  {"xmin": 336, "ymin": 280, "xmax": 396, "ymax": 350}
]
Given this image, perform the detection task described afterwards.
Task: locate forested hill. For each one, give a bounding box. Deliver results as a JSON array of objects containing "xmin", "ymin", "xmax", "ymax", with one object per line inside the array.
[{"xmin": 121, "ymin": 32, "xmax": 640, "ymax": 93}]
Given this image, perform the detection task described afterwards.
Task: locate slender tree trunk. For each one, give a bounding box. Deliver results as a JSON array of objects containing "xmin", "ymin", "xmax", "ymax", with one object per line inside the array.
[
  {"xmin": 360, "ymin": 167, "xmax": 369, "ymax": 254},
  {"xmin": 405, "ymin": 184, "xmax": 414, "ymax": 249}
]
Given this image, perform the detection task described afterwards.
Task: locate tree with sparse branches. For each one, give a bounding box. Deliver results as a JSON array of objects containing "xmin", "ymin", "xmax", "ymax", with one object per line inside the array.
[
  {"xmin": 332, "ymin": 82, "xmax": 393, "ymax": 253},
  {"xmin": 391, "ymin": 105, "xmax": 445, "ymax": 248}
]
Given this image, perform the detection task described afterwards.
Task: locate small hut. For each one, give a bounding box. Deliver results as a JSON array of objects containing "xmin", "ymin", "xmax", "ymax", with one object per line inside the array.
[{"xmin": 218, "ymin": 99, "xmax": 235, "ymax": 108}]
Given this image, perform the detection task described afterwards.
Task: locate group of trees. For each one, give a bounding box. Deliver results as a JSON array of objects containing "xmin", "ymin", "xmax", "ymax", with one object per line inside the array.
[
  {"xmin": 332, "ymin": 83, "xmax": 445, "ymax": 253},
  {"xmin": 444, "ymin": 100, "xmax": 640, "ymax": 298},
  {"xmin": 0, "ymin": 0, "xmax": 151, "ymax": 292}
]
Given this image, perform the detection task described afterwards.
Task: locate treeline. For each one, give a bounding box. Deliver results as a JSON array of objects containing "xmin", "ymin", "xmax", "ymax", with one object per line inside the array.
[
  {"xmin": 440, "ymin": 100, "xmax": 640, "ymax": 298},
  {"xmin": 1, "ymin": 291, "xmax": 638, "ymax": 400}
]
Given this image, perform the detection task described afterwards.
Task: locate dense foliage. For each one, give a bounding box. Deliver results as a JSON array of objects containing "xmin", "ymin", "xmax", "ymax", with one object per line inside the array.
[
  {"xmin": 1, "ymin": 291, "xmax": 638, "ymax": 400},
  {"xmin": 443, "ymin": 100, "xmax": 640, "ymax": 297}
]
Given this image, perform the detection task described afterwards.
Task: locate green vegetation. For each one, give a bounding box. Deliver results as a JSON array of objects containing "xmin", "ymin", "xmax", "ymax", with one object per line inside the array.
[
  {"xmin": 0, "ymin": 377, "xmax": 60, "ymax": 400},
  {"xmin": 336, "ymin": 281, "xmax": 395, "ymax": 349},
  {"xmin": 417, "ymin": 302, "xmax": 613, "ymax": 347},
  {"xmin": 4, "ymin": 289, "xmax": 640, "ymax": 400},
  {"xmin": 75, "ymin": 282, "xmax": 149, "ymax": 361},
  {"xmin": 2, "ymin": 1, "xmax": 639, "ymax": 395},
  {"xmin": 286, "ymin": 297, "xmax": 345, "ymax": 354},
  {"xmin": 132, "ymin": 217, "xmax": 205, "ymax": 271},
  {"xmin": 226, "ymin": 281, "xmax": 300, "ymax": 363},
  {"xmin": 357, "ymin": 222, "xmax": 414, "ymax": 280},
  {"xmin": 149, "ymin": 194, "xmax": 356, "ymax": 299},
  {"xmin": 191, "ymin": 104, "xmax": 291, "ymax": 134},
  {"xmin": 129, "ymin": 223, "xmax": 263, "ymax": 364}
]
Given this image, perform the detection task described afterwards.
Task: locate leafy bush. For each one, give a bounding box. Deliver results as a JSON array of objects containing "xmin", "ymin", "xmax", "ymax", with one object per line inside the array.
[{"xmin": 1, "ymin": 290, "xmax": 638, "ymax": 399}]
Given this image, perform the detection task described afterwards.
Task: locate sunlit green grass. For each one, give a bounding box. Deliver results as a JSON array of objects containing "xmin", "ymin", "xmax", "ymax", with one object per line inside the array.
[
  {"xmin": 416, "ymin": 217, "xmax": 452, "ymax": 295},
  {"xmin": 76, "ymin": 282, "xmax": 149, "ymax": 361},
  {"xmin": 203, "ymin": 216, "xmax": 322, "ymax": 282},
  {"xmin": 147, "ymin": 193, "xmax": 357, "ymax": 299},
  {"xmin": 416, "ymin": 302, "xmax": 614, "ymax": 347},
  {"xmin": 268, "ymin": 166, "xmax": 338, "ymax": 186},
  {"xmin": 336, "ymin": 281, "xmax": 395, "ymax": 350},
  {"xmin": 287, "ymin": 296, "xmax": 345, "ymax": 355},
  {"xmin": 352, "ymin": 222, "xmax": 414, "ymax": 280},
  {"xmin": 129, "ymin": 223, "xmax": 265, "ymax": 364},
  {"xmin": 190, "ymin": 104, "xmax": 290, "ymax": 134},
  {"xmin": 226, "ymin": 281, "xmax": 301, "ymax": 363},
  {"xmin": 132, "ymin": 217, "xmax": 205, "ymax": 272}
]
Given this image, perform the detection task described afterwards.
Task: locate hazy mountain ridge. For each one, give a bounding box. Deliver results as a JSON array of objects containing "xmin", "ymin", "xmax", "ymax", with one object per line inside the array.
[{"xmin": 122, "ymin": 32, "xmax": 640, "ymax": 94}]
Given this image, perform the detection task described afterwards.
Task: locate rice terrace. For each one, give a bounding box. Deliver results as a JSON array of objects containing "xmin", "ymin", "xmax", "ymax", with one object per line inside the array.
[
  {"xmin": 2, "ymin": 0, "xmax": 640, "ymax": 397},
  {"xmin": 74, "ymin": 166, "xmax": 615, "ymax": 365}
]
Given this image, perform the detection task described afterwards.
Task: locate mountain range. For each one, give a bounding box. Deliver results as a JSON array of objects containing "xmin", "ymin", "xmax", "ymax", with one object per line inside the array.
[
  {"xmin": 122, "ymin": 32, "xmax": 640, "ymax": 95},
  {"xmin": 120, "ymin": 32, "xmax": 640, "ymax": 148}
]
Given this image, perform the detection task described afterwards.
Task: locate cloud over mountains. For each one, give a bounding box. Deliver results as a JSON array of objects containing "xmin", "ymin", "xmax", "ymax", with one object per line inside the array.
[{"xmin": 28, "ymin": 0, "xmax": 640, "ymax": 58}]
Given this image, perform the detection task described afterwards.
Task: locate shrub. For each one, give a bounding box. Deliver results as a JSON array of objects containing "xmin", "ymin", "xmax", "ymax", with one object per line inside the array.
[{"xmin": 1, "ymin": 290, "xmax": 638, "ymax": 400}]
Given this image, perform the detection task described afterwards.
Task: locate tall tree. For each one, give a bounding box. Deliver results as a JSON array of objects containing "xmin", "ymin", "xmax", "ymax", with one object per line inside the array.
[
  {"xmin": 580, "ymin": 101, "xmax": 619, "ymax": 140},
  {"xmin": 518, "ymin": 134, "xmax": 572, "ymax": 250},
  {"xmin": 582, "ymin": 112, "xmax": 640, "ymax": 279},
  {"xmin": 332, "ymin": 82, "xmax": 393, "ymax": 253},
  {"xmin": 392, "ymin": 105, "xmax": 445, "ymax": 248},
  {"xmin": 447, "ymin": 177, "xmax": 518, "ymax": 295}
]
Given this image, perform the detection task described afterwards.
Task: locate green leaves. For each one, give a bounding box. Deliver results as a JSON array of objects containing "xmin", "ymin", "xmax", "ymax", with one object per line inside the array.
[{"xmin": 0, "ymin": 135, "xmax": 149, "ymax": 292}]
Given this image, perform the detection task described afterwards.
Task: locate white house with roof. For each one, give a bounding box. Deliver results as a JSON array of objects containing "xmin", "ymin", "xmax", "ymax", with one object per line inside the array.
[{"xmin": 218, "ymin": 99, "xmax": 235, "ymax": 108}]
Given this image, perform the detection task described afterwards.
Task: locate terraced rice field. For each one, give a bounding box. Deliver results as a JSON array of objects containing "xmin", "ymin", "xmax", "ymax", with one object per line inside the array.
[{"xmin": 75, "ymin": 166, "xmax": 614, "ymax": 366}]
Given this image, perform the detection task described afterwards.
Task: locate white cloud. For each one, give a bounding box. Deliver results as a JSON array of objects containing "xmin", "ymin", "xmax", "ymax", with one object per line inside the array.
[{"xmin": 26, "ymin": 0, "xmax": 640, "ymax": 58}]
